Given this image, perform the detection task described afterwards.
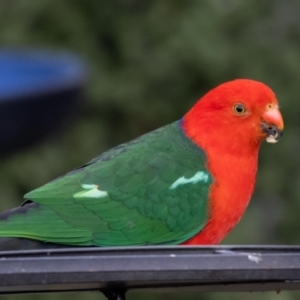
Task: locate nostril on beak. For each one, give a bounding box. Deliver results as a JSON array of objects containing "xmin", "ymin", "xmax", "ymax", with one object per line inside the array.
[
  {"xmin": 261, "ymin": 122, "xmax": 283, "ymax": 141},
  {"xmin": 268, "ymin": 125, "xmax": 276, "ymax": 135}
]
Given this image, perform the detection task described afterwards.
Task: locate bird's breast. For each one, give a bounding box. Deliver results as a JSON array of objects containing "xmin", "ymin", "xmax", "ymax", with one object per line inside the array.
[{"xmin": 183, "ymin": 150, "xmax": 258, "ymax": 245}]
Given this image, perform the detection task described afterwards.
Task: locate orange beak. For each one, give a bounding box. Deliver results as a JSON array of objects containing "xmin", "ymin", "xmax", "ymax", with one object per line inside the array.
[
  {"xmin": 262, "ymin": 106, "xmax": 284, "ymax": 131},
  {"xmin": 261, "ymin": 106, "xmax": 284, "ymax": 143}
]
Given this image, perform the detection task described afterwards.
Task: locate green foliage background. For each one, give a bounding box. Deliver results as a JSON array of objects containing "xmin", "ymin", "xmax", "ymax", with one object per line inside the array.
[{"xmin": 0, "ymin": 0, "xmax": 300, "ymax": 299}]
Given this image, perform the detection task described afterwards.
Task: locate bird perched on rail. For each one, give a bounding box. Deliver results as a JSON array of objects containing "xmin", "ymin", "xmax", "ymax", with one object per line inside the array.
[{"xmin": 0, "ymin": 79, "xmax": 284, "ymax": 250}]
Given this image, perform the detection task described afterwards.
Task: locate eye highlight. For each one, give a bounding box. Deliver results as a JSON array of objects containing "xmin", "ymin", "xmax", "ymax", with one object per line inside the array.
[{"xmin": 233, "ymin": 104, "xmax": 247, "ymax": 115}]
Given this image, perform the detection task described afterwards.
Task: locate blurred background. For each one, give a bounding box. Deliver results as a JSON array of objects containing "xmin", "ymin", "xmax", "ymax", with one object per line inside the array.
[{"xmin": 0, "ymin": 0, "xmax": 299, "ymax": 299}]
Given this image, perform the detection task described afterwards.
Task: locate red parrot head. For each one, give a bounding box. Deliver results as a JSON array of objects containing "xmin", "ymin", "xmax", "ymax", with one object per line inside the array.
[
  {"xmin": 183, "ymin": 79, "xmax": 284, "ymax": 153},
  {"xmin": 182, "ymin": 79, "xmax": 284, "ymax": 245}
]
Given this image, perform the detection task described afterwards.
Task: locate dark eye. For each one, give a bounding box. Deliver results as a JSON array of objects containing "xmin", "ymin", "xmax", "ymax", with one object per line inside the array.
[{"xmin": 233, "ymin": 104, "xmax": 246, "ymax": 115}]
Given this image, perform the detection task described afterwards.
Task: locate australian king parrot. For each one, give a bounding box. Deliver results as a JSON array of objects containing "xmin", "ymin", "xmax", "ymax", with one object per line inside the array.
[{"xmin": 0, "ymin": 79, "xmax": 284, "ymax": 250}]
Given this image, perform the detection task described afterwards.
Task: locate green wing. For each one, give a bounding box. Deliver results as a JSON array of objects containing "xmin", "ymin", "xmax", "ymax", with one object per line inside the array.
[{"xmin": 0, "ymin": 121, "xmax": 213, "ymax": 246}]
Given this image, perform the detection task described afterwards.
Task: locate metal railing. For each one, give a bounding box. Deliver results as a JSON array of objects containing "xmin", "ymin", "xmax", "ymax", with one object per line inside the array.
[{"xmin": 0, "ymin": 246, "xmax": 299, "ymax": 299}]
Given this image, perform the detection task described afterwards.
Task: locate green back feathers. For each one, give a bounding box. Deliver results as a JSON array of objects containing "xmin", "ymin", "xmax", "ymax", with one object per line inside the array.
[{"xmin": 1, "ymin": 121, "xmax": 213, "ymax": 246}]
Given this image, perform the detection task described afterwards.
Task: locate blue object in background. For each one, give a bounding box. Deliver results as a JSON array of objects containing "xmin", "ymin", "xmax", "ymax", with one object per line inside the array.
[{"xmin": 0, "ymin": 48, "xmax": 87, "ymax": 155}]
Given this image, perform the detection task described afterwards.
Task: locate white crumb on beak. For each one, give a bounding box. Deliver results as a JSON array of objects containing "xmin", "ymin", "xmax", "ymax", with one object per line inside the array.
[{"xmin": 266, "ymin": 135, "xmax": 278, "ymax": 143}]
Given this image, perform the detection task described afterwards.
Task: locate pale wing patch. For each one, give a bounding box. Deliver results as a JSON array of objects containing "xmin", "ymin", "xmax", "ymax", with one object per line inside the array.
[
  {"xmin": 81, "ymin": 184, "xmax": 97, "ymax": 189},
  {"xmin": 73, "ymin": 184, "xmax": 108, "ymax": 198},
  {"xmin": 169, "ymin": 171, "xmax": 209, "ymax": 190}
]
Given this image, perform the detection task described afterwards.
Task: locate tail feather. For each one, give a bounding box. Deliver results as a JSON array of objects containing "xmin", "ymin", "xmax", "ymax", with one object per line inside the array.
[
  {"xmin": 0, "ymin": 202, "xmax": 38, "ymax": 221},
  {"xmin": 0, "ymin": 237, "xmax": 71, "ymax": 251},
  {"xmin": 0, "ymin": 203, "xmax": 75, "ymax": 250},
  {"xmin": 0, "ymin": 202, "xmax": 93, "ymax": 250}
]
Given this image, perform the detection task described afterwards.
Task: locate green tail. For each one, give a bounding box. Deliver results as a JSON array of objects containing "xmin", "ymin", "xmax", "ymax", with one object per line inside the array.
[{"xmin": 0, "ymin": 202, "xmax": 94, "ymax": 250}]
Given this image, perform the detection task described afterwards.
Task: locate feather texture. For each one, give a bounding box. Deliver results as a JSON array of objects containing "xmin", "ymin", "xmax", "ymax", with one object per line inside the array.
[
  {"xmin": 0, "ymin": 122, "xmax": 212, "ymax": 248},
  {"xmin": 0, "ymin": 79, "xmax": 283, "ymax": 249}
]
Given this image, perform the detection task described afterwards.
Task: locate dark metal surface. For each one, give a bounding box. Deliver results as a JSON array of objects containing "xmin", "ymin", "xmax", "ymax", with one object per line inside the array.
[{"xmin": 0, "ymin": 246, "xmax": 299, "ymax": 294}]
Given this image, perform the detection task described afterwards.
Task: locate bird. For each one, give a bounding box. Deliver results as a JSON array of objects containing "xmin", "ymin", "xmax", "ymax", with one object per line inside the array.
[{"xmin": 0, "ymin": 79, "xmax": 283, "ymax": 250}]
